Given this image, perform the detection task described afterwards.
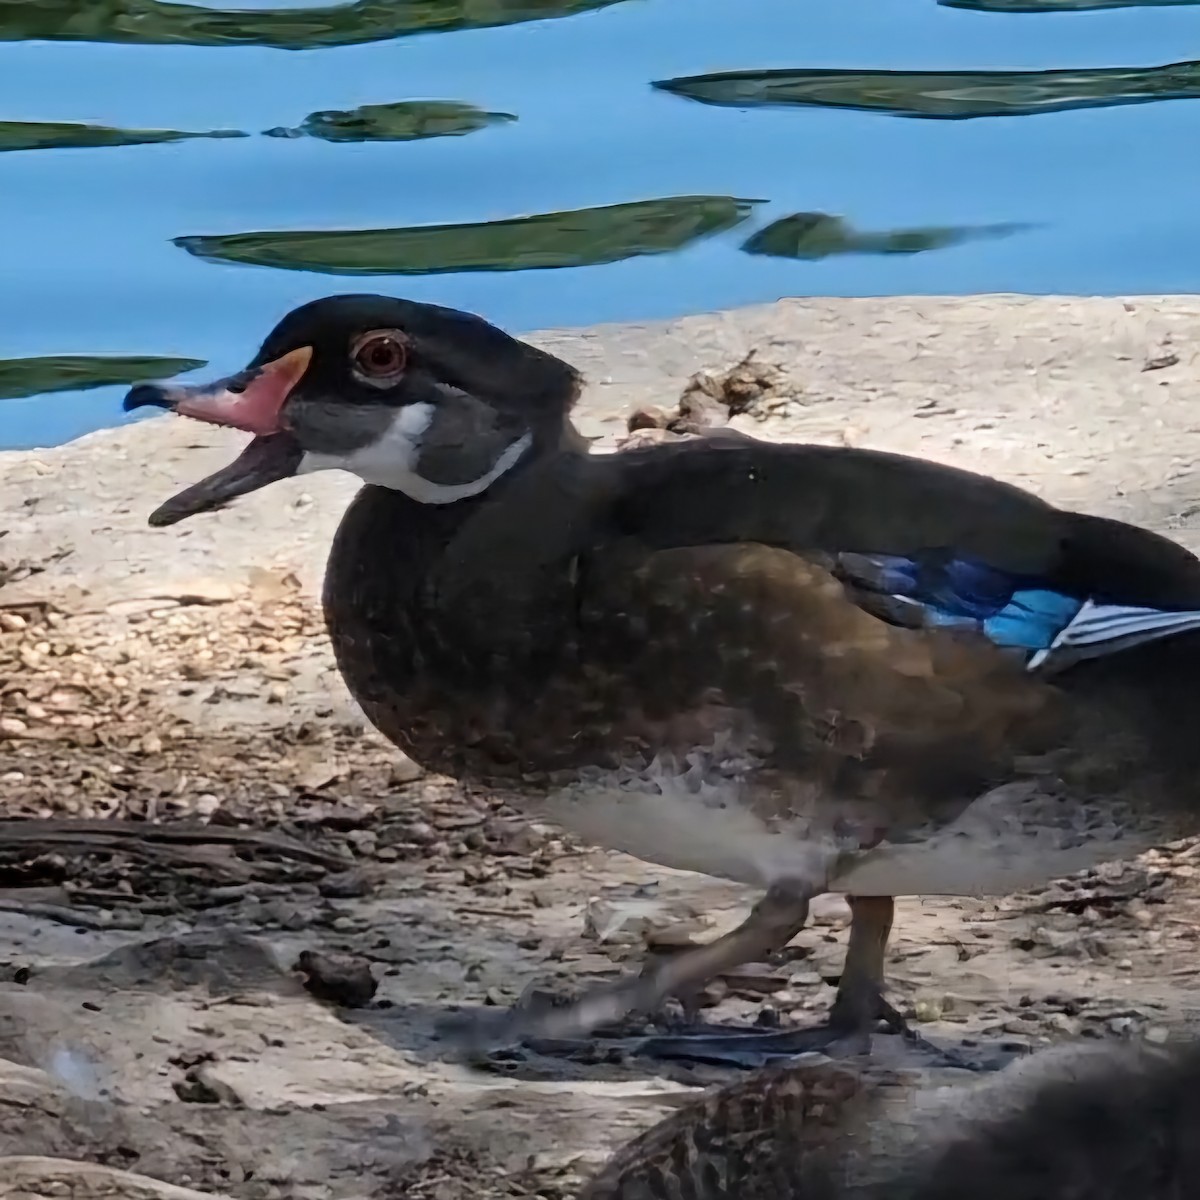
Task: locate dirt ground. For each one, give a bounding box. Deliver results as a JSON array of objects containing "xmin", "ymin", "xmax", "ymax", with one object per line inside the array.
[{"xmin": 3, "ymin": 295, "xmax": 1200, "ymax": 1199}]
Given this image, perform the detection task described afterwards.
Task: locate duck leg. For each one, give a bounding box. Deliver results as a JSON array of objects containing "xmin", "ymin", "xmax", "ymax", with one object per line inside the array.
[
  {"xmin": 827, "ymin": 894, "xmax": 896, "ymax": 1037},
  {"xmin": 506, "ymin": 892, "xmax": 984, "ymax": 1071},
  {"xmin": 447, "ymin": 884, "xmax": 813, "ymax": 1053},
  {"xmin": 446, "ymin": 890, "xmax": 984, "ymax": 1070},
  {"xmin": 606, "ymin": 895, "xmax": 902, "ymax": 1067},
  {"xmin": 658, "ymin": 894, "xmax": 981, "ymax": 1070}
]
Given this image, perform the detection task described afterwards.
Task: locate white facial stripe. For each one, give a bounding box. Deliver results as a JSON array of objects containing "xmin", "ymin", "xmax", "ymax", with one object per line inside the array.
[{"xmin": 297, "ymin": 401, "xmax": 533, "ymax": 504}]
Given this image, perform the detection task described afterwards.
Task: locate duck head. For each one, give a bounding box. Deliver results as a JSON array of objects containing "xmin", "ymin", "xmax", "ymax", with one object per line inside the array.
[{"xmin": 125, "ymin": 294, "xmax": 582, "ymax": 527}]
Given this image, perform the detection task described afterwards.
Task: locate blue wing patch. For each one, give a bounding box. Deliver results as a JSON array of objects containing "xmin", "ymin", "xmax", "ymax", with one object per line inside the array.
[
  {"xmin": 838, "ymin": 553, "xmax": 1082, "ymax": 652},
  {"xmin": 836, "ymin": 552, "xmax": 1200, "ymax": 669}
]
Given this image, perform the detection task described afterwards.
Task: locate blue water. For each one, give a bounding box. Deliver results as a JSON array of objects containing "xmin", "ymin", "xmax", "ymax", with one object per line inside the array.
[{"xmin": 2, "ymin": 0, "xmax": 1200, "ymax": 448}]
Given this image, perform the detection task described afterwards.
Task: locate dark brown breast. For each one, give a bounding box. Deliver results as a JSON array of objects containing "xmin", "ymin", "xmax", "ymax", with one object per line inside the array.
[{"xmin": 323, "ymin": 476, "xmax": 1065, "ymax": 845}]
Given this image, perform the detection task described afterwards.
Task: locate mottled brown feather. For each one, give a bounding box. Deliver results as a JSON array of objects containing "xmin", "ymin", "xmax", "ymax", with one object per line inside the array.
[
  {"xmin": 579, "ymin": 1062, "xmax": 876, "ymax": 1200},
  {"xmin": 575, "ymin": 539, "xmax": 1059, "ymax": 825},
  {"xmin": 579, "ymin": 1040, "xmax": 1200, "ymax": 1200}
]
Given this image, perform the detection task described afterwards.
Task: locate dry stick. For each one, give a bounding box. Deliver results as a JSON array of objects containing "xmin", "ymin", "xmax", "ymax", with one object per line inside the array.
[
  {"xmin": 0, "ymin": 818, "xmax": 350, "ymax": 869},
  {"xmin": 0, "ymin": 837, "xmax": 264, "ymax": 885},
  {"xmin": 0, "ymin": 898, "xmax": 144, "ymax": 930}
]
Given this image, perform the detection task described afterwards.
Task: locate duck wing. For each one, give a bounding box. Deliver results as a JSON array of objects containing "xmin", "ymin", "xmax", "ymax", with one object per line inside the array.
[
  {"xmin": 428, "ymin": 437, "xmax": 1200, "ymax": 889},
  {"xmin": 435, "ymin": 435, "xmax": 1200, "ymax": 698},
  {"xmin": 602, "ymin": 436, "xmax": 1200, "ymax": 669},
  {"xmin": 430, "ymin": 444, "xmax": 1060, "ymax": 814}
]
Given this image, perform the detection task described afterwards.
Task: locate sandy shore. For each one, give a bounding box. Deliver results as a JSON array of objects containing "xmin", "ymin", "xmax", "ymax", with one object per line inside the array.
[{"xmin": 2, "ymin": 294, "xmax": 1200, "ymax": 1199}]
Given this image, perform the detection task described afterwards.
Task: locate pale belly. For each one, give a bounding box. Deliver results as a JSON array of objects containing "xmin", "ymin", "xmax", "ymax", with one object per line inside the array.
[{"xmin": 522, "ymin": 767, "xmax": 1172, "ymax": 899}]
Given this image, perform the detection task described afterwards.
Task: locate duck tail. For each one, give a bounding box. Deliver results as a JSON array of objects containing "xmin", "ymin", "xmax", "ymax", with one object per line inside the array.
[{"xmin": 1029, "ymin": 599, "xmax": 1200, "ymax": 671}]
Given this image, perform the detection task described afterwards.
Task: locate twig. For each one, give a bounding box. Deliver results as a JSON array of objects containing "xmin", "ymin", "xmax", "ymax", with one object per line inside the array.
[
  {"xmin": 0, "ymin": 817, "xmax": 349, "ymax": 869},
  {"xmin": 0, "ymin": 898, "xmax": 144, "ymax": 930}
]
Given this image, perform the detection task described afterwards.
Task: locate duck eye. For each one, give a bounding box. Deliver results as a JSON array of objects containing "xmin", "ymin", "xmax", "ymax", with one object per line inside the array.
[{"xmin": 351, "ymin": 331, "xmax": 407, "ymax": 383}]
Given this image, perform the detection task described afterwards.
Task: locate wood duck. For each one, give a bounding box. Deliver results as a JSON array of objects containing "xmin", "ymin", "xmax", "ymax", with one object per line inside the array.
[
  {"xmin": 125, "ymin": 295, "xmax": 1200, "ymax": 1066},
  {"xmin": 581, "ymin": 1038, "xmax": 1200, "ymax": 1199}
]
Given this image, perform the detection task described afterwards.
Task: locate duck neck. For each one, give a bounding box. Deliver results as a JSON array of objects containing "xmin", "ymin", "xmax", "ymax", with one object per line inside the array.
[
  {"xmin": 320, "ymin": 414, "xmax": 589, "ymax": 761},
  {"xmin": 322, "ymin": 414, "xmax": 586, "ymax": 634}
]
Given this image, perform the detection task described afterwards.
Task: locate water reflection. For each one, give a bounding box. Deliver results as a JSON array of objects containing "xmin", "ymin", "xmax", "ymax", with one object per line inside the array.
[
  {"xmin": 0, "ymin": 120, "xmax": 246, "ymax": 153},
  {"xmin": 0, "ymin": 356, "xmax": 206, "ymax": 403},
  {"xmin": 0, "ymin": 0, "xmax": 628, "ymax": 49},
  {"xmin": 264, "ymin": 101, "xmax": 515, "ymax": 144},
  {"xmin": 654, "ymin": 61, "xmax": 1200, "ymax": 119},
  {"xmin": 172, "ymin": 196, "xmax": 763, "ymax": 276},
  {"xmin": 942, "ymin": 0, "xmax": 1200, "ymax": 10},
  {"xmin": 743, "ymin": 213, "xmax": 1031, "ymax": 260}
]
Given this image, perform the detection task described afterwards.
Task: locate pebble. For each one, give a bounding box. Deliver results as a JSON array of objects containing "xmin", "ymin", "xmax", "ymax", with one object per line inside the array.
[
  {"xmin": 403, "ymin": 821, "xmax": 437, "ymax": 846},
  {"xmin": 263, "ymin": 899, "xmax": 309, "ymax": 931},
  {"xmin": 809, "ymin": 894, "xmax": 852, "ymax": 927},
  {"xmin": 583, "ymin": 896, "xmax": 703, "ymax": 946},
  {"xmin": 193, "ymin": 794, "xmax": 221, "ymax": 818},
  {"xmin": 912, "ymin": 996, "xmax": 944, "ymax": 1023},
  {"xmin": 388, "ymin": 754, "xmax": 424, "ymax": 785},
  {"xmin": 1002, "ymin": 1017, "xmax": 1043, "ymax": 1037},
  {"xmin": 1045, "ymin": 1012, "xmax": 1083, "ymax": 1037},
  {"xmin": 788, "ymin": 969, "xmax": 824, "ymax": 988},
  {"xmin": 721, "ymin": 965, "xmax": 790, "ymax": 997}
]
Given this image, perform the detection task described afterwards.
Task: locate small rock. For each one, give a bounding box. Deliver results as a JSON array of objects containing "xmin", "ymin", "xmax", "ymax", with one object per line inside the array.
[
  {"xmin": 1142, "ymin": 352, "xmax": 1180, "ymax": 372},
  {"xmin": 582, "ymin": 896, "xmax": 706, "ymax": 946},
  {"xmin": 720, "ymin": 963, "xmax": 790, "ymax": 997},
  {"xmin": 809, "ymin": 894, "xmax": 852, "ymax": 927},
  {"xmin": 388, "ymin": 754, "xmax": 424, "ymax": 785},
  {"xmin": 300, "ymin": 762, "xmax": 343, "ymax": 792},
  {"xmin": 1002, "ymin": 1017, "xmax": 1042, "ymax": 1037},
  {"xmin": 912, "ymin": 996, "xmax": 944, "ymax": 1023},
  {"xmin": 318, "ymin": 870, "xmax": 372, "ymax": 899},
  {"xmin": 347, "ymin": 830, "xmax": 378, "ymax": 853},
  {"xmin": 626, "ymin": 406, "xmax": 671, "ymax": 433},
  {"xmin": 1020, "ymin": 926, "xmax": 1109, "ymax": 959},
  {"xmin": 173, "ymin": 1065, "xmax": 244, "ymax": 1107},
  {"xmin": 192, "ymin": 793, "xmax": 221, "ymax": 818},
  {"xmin": 263, "ymin": 899, "xmax": 309, "ymax": 930},
  {"xmin": 1045, "ymin": 1012, "xmax": 1083, "ymax": 1037},
  {"xmin": 789, "ymin": 969, "xmax": 824, "ymax": 988},
  {"xmin": 293, "ymin": 949, "xmax": 377, "ymax": 1008}
]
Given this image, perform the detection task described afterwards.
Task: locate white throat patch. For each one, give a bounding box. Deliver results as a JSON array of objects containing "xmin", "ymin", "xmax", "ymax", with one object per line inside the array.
[{"xmin": 297, "ymin": 401, "xmax": 532, "ymax": 504}]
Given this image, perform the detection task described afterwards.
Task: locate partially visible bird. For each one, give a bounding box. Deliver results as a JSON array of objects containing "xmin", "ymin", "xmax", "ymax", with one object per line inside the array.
[
  {"xmin": 581, "ymin": 1037, "xmax": 1200, "ymax": 1200},
  {"xmin": 124, "ymin": 293, "xmax": 1200, "ymax": 1066}
]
